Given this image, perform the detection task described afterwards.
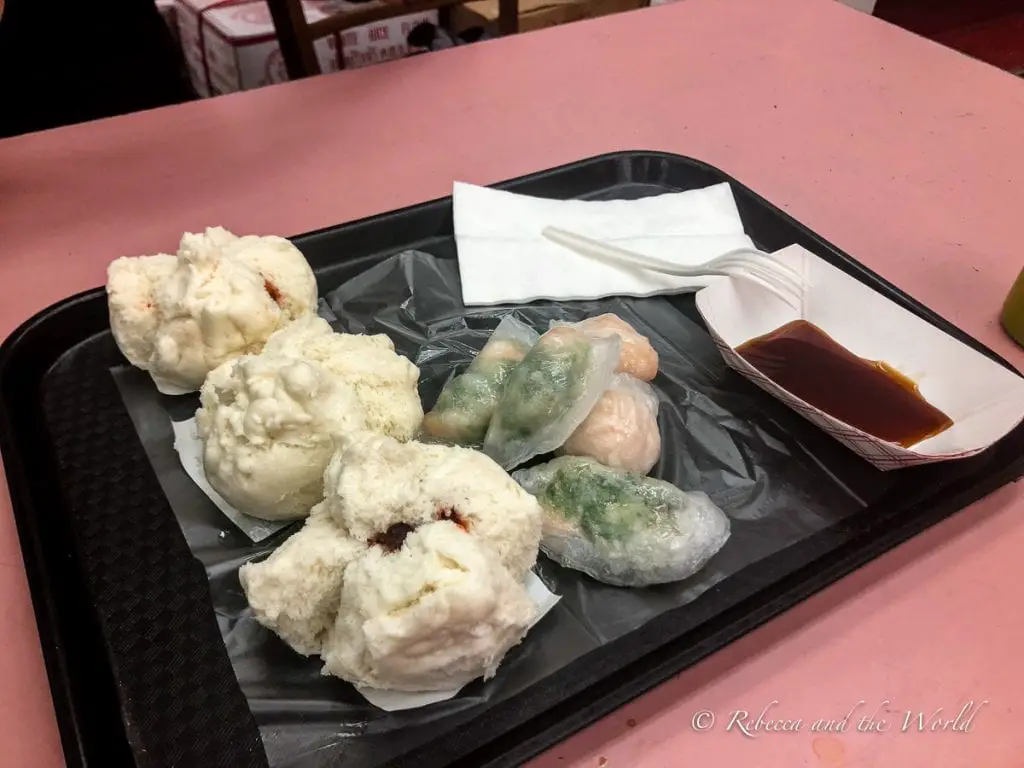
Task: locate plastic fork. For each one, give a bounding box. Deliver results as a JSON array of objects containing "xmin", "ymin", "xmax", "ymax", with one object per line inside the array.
[{"xmin": 540, "ymin": 226, "xmax": 804, "ymax": 303}]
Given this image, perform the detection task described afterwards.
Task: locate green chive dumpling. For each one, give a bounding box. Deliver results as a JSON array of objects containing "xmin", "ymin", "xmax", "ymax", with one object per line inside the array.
[
  {"xmin": 483, "ymin": 325, "xmax": 620, "ymax": 470},
  {"xmin": 421, "ymin": 315, "xmax": 539, "ymax": 447},
  {"xmin": 514, "ymin": 456, "xmax": 730, "ymax": 587}
]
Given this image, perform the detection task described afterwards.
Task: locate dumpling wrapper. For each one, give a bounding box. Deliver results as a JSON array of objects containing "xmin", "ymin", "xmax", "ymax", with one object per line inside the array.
[
  {"xmin": 553, "ymin": 314, "xmax": 659, "ymax": 382},
  {"xmin": 514, "ymin": 456, "xmax": 731, "ymax": 588},
  {"xmin": 421, "ymin": 314, "xmax": 539, "ymax": 447},
  {"xmin": 559, "ymin": 373, "xmax": 661, "ymax": 474},
  {"xmin": 483, "ymin": 325, "xmax": 621, "ymax": 471}
]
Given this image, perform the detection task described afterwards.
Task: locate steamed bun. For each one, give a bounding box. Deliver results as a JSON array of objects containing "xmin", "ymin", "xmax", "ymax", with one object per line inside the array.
[
  {"xmin": 106, "ymin": 227, "xmax": 317, "ymax": 393},
  {"xmin": 239, "ymin": 505, "xmax": 366, "ymax": 654},
  {"xmin": 240, "ymin": 433, "xmax": 546, "ymax": 692},
  {"xmin": 264, "ymin": 315, "xmax": 423, "ymax": 441},
  {"xmin": 196, "ymin": 352, "xmax": 367, "ymax": 520},
  {"xmin": 321, "ymin": 520, "xmax": 536, "ymax": 691},
  {"xmin": 560, "ymin": 374, "xmax": 661, "ymax": 474},
  {"xmin": 323, "ymin": 433, "xmax": 542, "ymax": 579}
]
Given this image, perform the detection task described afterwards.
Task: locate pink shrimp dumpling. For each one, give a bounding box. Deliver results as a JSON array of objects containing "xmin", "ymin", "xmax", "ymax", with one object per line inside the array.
[
  {"xmin": 560, "ymin": 374, "xmax": 661, "ymax": 474},
  {"xmin": 573, "ymin": 314, "xmax": 659, "ymax": 382}
]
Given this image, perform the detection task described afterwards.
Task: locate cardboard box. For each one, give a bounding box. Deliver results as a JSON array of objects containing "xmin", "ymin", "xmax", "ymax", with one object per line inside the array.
[
  {"xmin": 451, "ymin": 0, "xmax": 646, "ymax": 35},
  {"xmin": 176, "ymin": 0, "xmax": 436, "ymax": 97},
  {"xmin": 322, "ymin": 0, "xmax": 438, "ymax": 68},
  {"xmin": 156, "ymin": 0, "xmax": 180, "ymax": 44}
]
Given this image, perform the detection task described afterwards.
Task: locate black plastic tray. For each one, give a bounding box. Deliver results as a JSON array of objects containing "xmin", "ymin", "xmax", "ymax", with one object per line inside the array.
[{"xmin": 2, "ymin": 151, "xmax": 1022, "ymax": 768}]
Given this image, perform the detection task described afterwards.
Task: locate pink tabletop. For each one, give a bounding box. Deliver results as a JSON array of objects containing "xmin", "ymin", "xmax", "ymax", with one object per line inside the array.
[{"xmin": 2, "ymin": 0, "xmax": 1023, "ymax": 765}]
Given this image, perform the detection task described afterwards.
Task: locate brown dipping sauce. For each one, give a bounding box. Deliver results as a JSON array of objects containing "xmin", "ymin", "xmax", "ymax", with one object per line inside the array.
[{"xmin": 736, "ymin": 320, "xmax": 953, "ymax": 447}]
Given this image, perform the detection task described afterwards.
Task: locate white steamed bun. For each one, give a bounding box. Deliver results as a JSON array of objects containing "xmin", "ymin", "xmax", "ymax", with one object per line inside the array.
[
  {"xmin": 323, "ymin": 433, "xmax": 542, "ymax": 579},
  {"xmin": 196, "ymin": 352, "xmax": 367, "ymax": 520},
  {"xmin": 106, "ymin": 227, "xmax": 317, "ymax": 394},
  {"xmin": 263, "ymin": 315, "xmax": 423, "ymax": 441},
  {"xmin": 320, "ymin": 519, "xmax": 537, "ymax": 691},
  {"xmin": 239, "ymin": 504, "xmax": 366, "ymax": 655},
  {"xmin": 239, "ymin": 434, "xmax": 546, "ymax": 692}
]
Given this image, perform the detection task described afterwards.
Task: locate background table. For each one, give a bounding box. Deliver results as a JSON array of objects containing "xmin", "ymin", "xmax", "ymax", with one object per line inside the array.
[{"xmin": 2, "ymin": 0, "xmax": 1023, "ymax": 765}]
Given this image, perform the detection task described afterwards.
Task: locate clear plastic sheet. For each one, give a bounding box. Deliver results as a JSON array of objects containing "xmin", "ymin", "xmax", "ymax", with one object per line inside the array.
[{"xmin": 114, "ymin": 250, "xmax": 891, "ymax": 768}]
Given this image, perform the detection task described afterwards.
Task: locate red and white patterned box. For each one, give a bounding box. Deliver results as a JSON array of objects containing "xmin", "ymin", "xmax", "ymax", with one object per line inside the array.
[
  {"xmin": 323, "ymin": 0, "xmax": 436, "ymax": 69},
  {"xmin": 175, "ymin": 0, "xmax": 436, "ymax": 97}
]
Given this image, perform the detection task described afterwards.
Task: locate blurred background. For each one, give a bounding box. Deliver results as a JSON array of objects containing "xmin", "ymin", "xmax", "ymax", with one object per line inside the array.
[{"xmin": 0, "ymin": 0, "xmax": 1020, "ymax": 138}]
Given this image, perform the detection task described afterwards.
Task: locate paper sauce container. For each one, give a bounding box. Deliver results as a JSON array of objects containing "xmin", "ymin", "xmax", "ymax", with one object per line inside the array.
[{"xmin": 695, "ymin": 245, "xmax": 1024, "ymax": 470}]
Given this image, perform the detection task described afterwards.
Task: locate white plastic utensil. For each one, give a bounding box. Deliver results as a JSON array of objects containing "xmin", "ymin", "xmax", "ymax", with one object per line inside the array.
[{"xmin": 540, "ymin": 226, "xmax": 803, "ymax": 305}]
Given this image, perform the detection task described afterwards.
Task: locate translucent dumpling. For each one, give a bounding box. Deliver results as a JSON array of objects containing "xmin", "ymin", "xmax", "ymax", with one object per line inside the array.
[
  {"xmin": 482, "ymin": 325, "xmax": 620, "ymax": 470},
  {"xmin": 555, "ymin": 314, "xmax": 659, "ymax": 382},
  {"xmin": 421, "ymin": 315, "xmax": 539, "ymax": 447},
  {"xmin": 559, "ymin": 374, "xmax": 661, "ymax": 474},
  {"xmin": 514, "ymin": 456, "xmax": 731, "ymax": 588}
]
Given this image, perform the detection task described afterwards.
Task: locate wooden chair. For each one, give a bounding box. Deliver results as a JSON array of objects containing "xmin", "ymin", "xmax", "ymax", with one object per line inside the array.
[{"xmin": 266, "ymin": 0, "xmax": 519, "ymax": 80}]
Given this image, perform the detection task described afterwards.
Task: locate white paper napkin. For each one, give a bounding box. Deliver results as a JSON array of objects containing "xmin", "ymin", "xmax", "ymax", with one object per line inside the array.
[{"xmin": 453, "ymin": 181, "xmax": 754, "ymax": 305}]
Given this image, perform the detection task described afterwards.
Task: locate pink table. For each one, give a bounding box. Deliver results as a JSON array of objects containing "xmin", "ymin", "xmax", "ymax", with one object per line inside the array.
[{"xmin": 2, "ymin": 0, "xmax": 1023, "ymax": 765}]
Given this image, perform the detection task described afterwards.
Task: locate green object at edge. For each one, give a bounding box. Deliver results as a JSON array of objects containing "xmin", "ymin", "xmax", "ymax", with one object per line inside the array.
[{"xmin": 1001, "ymin": 269, "xmax": 1024, "ymax": 349}]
